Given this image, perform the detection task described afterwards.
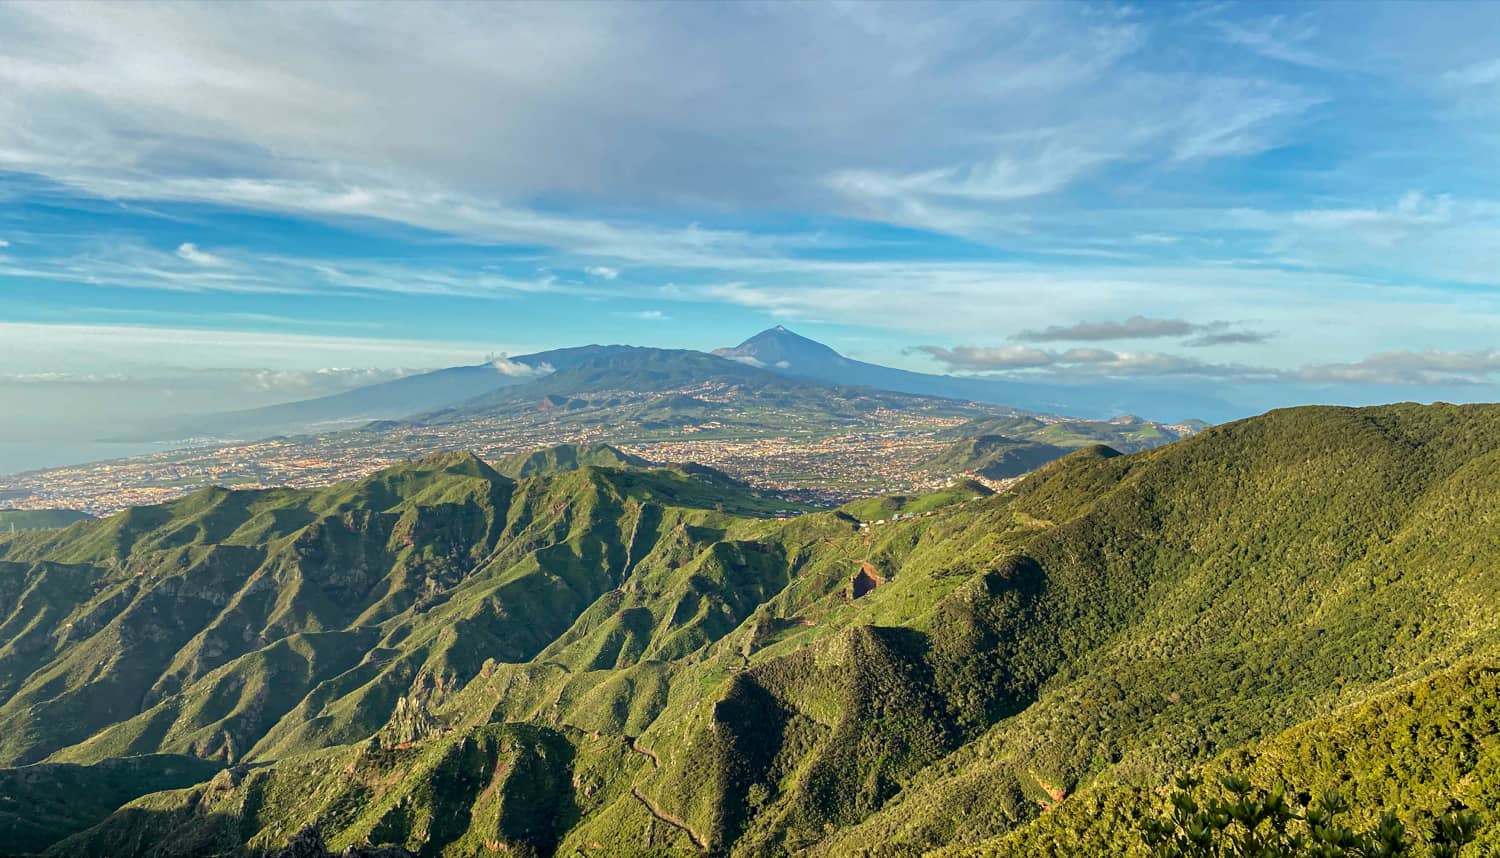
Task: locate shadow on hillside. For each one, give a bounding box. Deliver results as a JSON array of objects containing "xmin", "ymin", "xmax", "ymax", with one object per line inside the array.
[{"xmin": 23, "ymin": 807, "xmax": 417, "ymax": 858}]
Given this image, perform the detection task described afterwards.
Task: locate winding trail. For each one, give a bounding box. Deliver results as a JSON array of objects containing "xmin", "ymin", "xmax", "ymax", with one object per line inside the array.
[
  {"xmin": 630, "ymin": 786, "xmax": 708, "ymax": 852},
  {"xmin": 627, "ymin": 736, "xmax": 661, "ymax": 769}
]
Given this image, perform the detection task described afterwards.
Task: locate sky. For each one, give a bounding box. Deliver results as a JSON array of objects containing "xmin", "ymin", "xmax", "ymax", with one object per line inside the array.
[{"xmin": 4, "ymin": 0, "xmax": 1500, "ymax": 449}]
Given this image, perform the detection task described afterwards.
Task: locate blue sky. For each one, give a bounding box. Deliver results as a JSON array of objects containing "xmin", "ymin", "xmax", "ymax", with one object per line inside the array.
[{"xmin": 3, "ymin": 0, "xmax": 1500, "ymax": 436}]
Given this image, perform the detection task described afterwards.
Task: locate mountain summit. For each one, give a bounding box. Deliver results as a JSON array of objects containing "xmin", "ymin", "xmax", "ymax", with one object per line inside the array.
[
  {"xmin": 714, "ymin": 327, "xmax": 1232, "ymax": 422},
  {"xmin": 713, "ymin": 325, "xmax": 849, "ymax": 370}
]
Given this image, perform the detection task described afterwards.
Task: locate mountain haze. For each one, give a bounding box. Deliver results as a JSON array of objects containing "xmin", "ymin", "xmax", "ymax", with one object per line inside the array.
[
  {"xmin": 134, "ymin": 346, "xmax": 644, "ymax": 442},
  {"xmin": 123, "ymin": 331, "xmax": 1226, "ymax": 449},
  {"xmin": 715, "ymin": 327, "xmax": 1237, "ymax": 423}
]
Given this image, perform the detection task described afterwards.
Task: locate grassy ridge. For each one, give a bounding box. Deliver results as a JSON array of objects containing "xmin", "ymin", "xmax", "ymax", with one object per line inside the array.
[
  {"xmin": 4, "ymin": 408, "xmax": 1500, "ymax": 856},
  {"xmin": 0, "ymin": 509, "xmax": 93, "ymax": 532}
]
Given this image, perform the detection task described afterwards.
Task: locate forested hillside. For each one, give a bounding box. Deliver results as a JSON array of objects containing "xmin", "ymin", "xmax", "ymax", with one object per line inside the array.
[{"xmin": 2, "ymin": 405, "xmax": 1498, "ymax": 856}]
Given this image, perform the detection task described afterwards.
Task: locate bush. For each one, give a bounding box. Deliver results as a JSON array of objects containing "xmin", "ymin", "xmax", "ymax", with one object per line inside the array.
[{"xmin": 1141, "ymin": 774, "xmax": 1480, "ymax": 858}]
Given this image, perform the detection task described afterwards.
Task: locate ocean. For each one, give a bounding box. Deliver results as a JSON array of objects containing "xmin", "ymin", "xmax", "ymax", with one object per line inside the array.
[{"xmin": 0, "ymin": 441, "xmax": 178, "ymax": 479}]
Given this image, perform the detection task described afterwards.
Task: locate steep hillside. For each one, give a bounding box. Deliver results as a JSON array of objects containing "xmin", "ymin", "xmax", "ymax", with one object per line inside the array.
[
  {"xmin": 6, "ymin": 404, "xmax": 1500, "ymax": 856},
  {"xmin": 922, "ymin": 435, "xmax": 1071, "ymax": 480},
  {"xmin": 0, "ymin": 754, "xmax": 222, "ymax": 855},
  {"xmin": 494, "ymin": 443, "xmax": 653, "ymax": 478}
]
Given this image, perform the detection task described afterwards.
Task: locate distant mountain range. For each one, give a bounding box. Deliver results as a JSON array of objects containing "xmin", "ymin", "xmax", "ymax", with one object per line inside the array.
[
  {"xmin": 139, "ymin": 344, "xmax": 639, "ymax": 441},
  {"xmin": 139, "ymin": 328, "xmax": 1229, "ymax": 444},
  {"xmin": 714, "ymin": 326, "xmax": 1237, "ymax": 421},
  {"xmin": 408, "ymin": 346, "xmax": 1000, "ymax": 431}
]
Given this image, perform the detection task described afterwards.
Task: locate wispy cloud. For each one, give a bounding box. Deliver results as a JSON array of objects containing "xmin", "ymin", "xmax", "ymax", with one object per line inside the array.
[
  {"xmin": 1443, "ymin": 58, "xmax": 1500, "ymax": 87},
  {"xmin": 1291, "ymin": 350, "xmax": 1500, "ymax": 385},
  {"xmin": 1212, "ymin": 14, "xmax": 1340, "ymax": 71},
  {"xmin": 915, "ymin": 344, "xmax": 1263, "ymax": 379},
  {"xmin": 916, "ymin": 343, "xmax": 1500, "ymax": 387},
  {"xmin": 1015, "ymin": 316, "xmax": 1198, "ymax": 342},
  {"xmin": 0, "ymin": 0, "xmax": 1498, "ymax": 410},
  {"xmin": 1013, "ymin": 316, "xmax": 1272, "ymax": 348},
  {"xmin": 0, "ymin": 321, "xmax": 516, "ymax": 376},
  {"xmin": 175, "ymin": 242, "xmax": 225, "ymax": 266},
  {"xmin": 615, "ymin": 309, "xmax": 668, "ymax": 321}
]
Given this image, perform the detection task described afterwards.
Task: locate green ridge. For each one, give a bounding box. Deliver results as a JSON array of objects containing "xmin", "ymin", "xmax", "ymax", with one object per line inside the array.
[{"xmin": 4, "ymin": 404, "xmax": 1500, "ymax": 856}]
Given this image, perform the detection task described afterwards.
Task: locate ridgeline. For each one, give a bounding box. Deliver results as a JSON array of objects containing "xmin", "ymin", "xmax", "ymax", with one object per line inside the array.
[{"xmin": 1, "ymin": 405, "xmax": 1498, "ymax": 856}]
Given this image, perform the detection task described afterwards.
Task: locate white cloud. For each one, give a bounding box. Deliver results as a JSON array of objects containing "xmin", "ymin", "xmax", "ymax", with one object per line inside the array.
[
  {"xmin": 616, "ymin": 309, "xmax": 668, "ymax": 321},
  {"xmin": 1291, "ymin": 350, "xmax": 1500, "ymax": 385},
  {"xmin": 175, "ymin": 242, "xmax": 225, "ymax": 266},
  {"xmin": 585, "ymin": 265, "xmax": 620, "ymax": 279},
  {"xmin": 0, "ymin": 238, "xmax": 10, "ymax": 248},
  {"xmin": 1133, "ymin": 233, "xmax": 1179, "ymax": 245},
  {"xmin": 915, "ymin": 344, "xmax": 1261, "ymax": 378},
  {"xmin": 488, "ymin": 356, "xmax": 553, "ymax": 378},
  {"xmin": 0, "ymin": 2, "xmax": 1325, "ymax": 248},
  {"xmin": 1012, "ymin": 316, "xmax": 1271, "ymax": 346},
  {"xmin": 1015, "ymin": 316, "xmax": 1197, "ymax": 342},
  {"xmin": 914, "ymin": 345, "xmax": 1057, "ymax": 370}
]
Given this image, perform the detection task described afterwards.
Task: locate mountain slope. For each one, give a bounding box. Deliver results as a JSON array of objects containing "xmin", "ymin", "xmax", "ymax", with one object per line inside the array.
[
  {"xmin": 715, "ymin": 326, "xmax": 1238, "ymax": 422},
  {"xmin": 922, "ymin": 435, "xmax": 1072, "ymax": 480},
  {"xmin": 130, "ymin": 346, "xmax": 641, "ymax": 442},
  {"xmin": 7, "ymin": 403, "xmax": 1500, "ymax": 856},
  {"xmin": 0, "ymin": 509, "xmax": 93, "ymax": 532},
  {"xmin": 408, "ymin": 346, "xmax": 999, "ymax": 432},
  {"xmin": 492, "ymin": 442, "xmax": 653, "ymax": 478},
  {"xmin": 0, "ymin": 754, "xmax": 222, "ymax": 855}
]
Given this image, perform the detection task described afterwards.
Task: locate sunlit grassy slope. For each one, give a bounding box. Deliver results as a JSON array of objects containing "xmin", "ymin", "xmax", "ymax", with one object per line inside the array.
[{"xmin": 3, "ymin": 406, "xmax": 1500, "ymax": 856}]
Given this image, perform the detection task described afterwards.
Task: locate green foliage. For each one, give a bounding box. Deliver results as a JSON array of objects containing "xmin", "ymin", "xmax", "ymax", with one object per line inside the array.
[
  {"xmin": 1141, "ymin": 774, "xmax": 1480, "ymax": 858},
  {"xmin": 492, "ymin": 442, "xmax": 652, "ymax": 478},
  {"xmin": 6, "ymin": 404, "xmax": 1500, "ymax": 857},
  {"xmin": 0, "ymin": 754, "xmax": 223, "ymax": 854},
  {"xmin": 0, "ymin": 509, "xmax": 93, "ymax": 532},
  {"xmin": 839, "ymin": 479, "xmax": 991, "ymax": 521},
  {"xmin": 922, "ymin": 434, "xmax": 1072, "ymax": 480}
]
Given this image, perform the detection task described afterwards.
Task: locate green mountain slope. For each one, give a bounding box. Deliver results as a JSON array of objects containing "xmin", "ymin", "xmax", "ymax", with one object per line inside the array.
[
  {"xmin": 5, "ymin": 403, "xmax": 1500, "ymax": 857},
  {"xmin": 0, "ymin": 509, "xmax": 93, "ymax": 532},
  {"xmin": 494, "ymin": 442, "xmax": 653, "ymax": 478},
  {"xmin": 0, "ymin": 754, "xmax": 223, "ymax": 855},
  {"xmin": 921, "ymin": 435, "xmax": 1072, "ymax": 480}
]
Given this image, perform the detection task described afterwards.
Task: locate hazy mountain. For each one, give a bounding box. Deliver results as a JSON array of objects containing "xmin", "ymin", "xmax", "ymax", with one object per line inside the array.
[
  {"xmin": 129, "ymin": 345, "xmax": 643, "ymax": 443},
  {"xmin": 5, "ymin": 403, "xmax": 1500, "ymax": 855},
  {"xmin": 121, "ymin": 332, "xmax": 1225, "ymax": 450},
  {"xmin": 715, "ymin": 326, "xmax": 1239, "ymax": 422},
  {"xmin": 408, "ymin": 346, "xmax": 1001, "ymax": 429}
]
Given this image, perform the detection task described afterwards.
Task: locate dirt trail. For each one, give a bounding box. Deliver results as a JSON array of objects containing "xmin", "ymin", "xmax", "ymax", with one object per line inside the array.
[
  {"xmin": 631, "ymin": 786, "xmax": 708, "ymax": 852},
  {"xmin": 627, "ymin": 736, "xmax": 661, "ymax": 769}
]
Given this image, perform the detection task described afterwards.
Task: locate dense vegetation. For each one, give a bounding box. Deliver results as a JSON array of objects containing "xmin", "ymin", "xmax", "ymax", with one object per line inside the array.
[
  {"xmin": 1140, "ymin": 775, "xmax": 1479, "ymax": 858},
  {"xmin": 2, "ymin": 405, "xmax": 1498, "ymax": 856}
]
